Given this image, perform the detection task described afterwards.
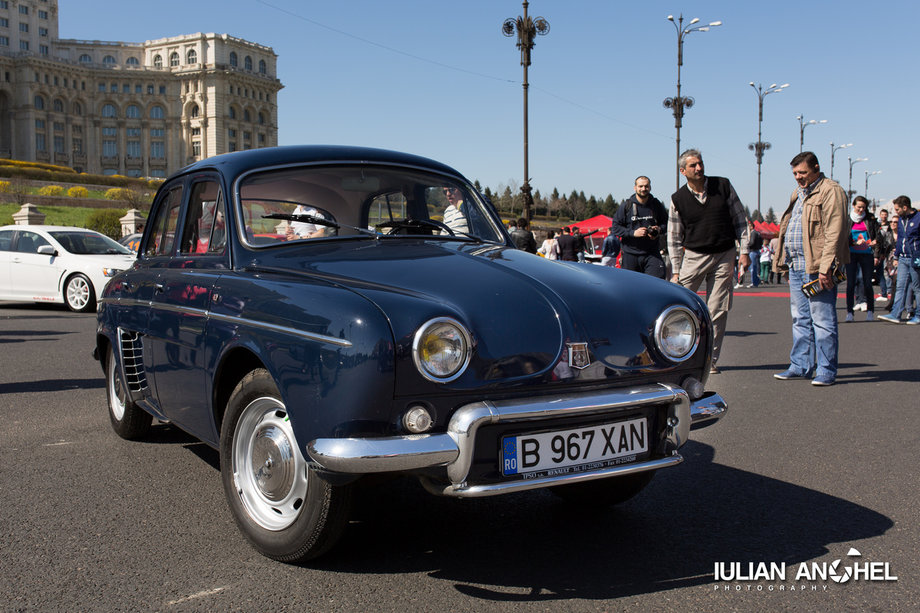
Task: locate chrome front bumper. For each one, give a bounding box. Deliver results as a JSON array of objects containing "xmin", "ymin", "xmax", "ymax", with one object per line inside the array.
[{"xmin": 306, "ymin": 385, "xmax": 726, "ymax": 498}]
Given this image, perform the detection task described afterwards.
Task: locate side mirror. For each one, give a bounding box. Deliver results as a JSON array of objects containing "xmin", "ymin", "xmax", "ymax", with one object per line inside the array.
[{"xmin": 37, "ymin": 245, "xmax": 57, "ymax": 256}]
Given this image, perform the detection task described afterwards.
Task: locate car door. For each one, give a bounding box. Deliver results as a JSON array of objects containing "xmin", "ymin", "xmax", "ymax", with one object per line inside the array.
[
  {"xmin": 8, "ymin": 230, "xmax": 61, "ymax": 302},
  {"xmin": 0, "ymin": 229, "xmax": 14, "ymax": 299},
  {"xmin": 146, "ymin": 174, "xmax": 228, "ymax": 443}
]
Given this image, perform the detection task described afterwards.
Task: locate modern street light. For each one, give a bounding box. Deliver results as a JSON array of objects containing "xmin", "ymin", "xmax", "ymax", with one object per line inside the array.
[
  {"xmin": 748, "ymin": 82, "xmax": 789, "ymax": 214},
  {"xmin": 848, "ymin": 156, "xmax": 868, "ymax": 201},
  {"xmin": 663, "ymin": 14, "xmax": 721, "ymax": 190},
  {"xmin": 502, "ymin": 1, "xmax": 550, "ymax": 222},
  {"xmin": 829, "ymin": 142, "xmax": 852, "ymax": 181},
  {"xmin": 797, "ymin": 115, "xmax": 828, "ymax": 152},
  {"xmin": 865, "ymin": 170, "xmax": 881, "ymax": 199}
]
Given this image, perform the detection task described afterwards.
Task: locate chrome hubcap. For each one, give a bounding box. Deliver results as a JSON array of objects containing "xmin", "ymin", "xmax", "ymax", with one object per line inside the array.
[
  {"xmin": 232, "ymin": 397, "xmax": 308, "ymax": 531},
  {"xmin": 67, "ymin": 277, "xmax": 89, "ymax": 309},
  {"xmin": 108, "ymin": 352, "xmax": 126, "ymax": 420}
]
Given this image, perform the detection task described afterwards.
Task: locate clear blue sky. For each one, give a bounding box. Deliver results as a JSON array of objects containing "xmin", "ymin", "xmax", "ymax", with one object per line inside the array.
[{"xmin": 64, "ymin": 1, "xmax": 918, "ymax": 216}]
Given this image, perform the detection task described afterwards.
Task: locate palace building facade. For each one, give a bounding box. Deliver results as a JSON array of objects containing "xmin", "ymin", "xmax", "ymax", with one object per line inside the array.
[{"xmin": 0, "ymin": 0, "xmax": 283, "ymax": 176}]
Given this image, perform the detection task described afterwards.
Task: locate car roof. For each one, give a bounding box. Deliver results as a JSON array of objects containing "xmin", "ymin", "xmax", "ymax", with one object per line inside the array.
[
  {"xmin": 0, "ymin": 225, "xmax": 107, "ymax": 234},
  {"xmin": 173, "ymin": 145, "xmax": 464, "ymax": 180}
]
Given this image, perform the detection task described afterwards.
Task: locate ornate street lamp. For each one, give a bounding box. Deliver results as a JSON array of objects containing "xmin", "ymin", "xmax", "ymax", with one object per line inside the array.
[
  {"xmin": 865, "ymin": 170, "xmax": 881, "ymax": 199},
  {"xmin": 503, "ymin": 1, "xmax": 549, "ymax": 222},
  {"xmin": 797, "ymin": 115, "xmax": 827, "ymax": 153},
  {"xmin": 663, "ymin": 14, "xmax": 721, "ymax": 190},
  {"xmin": 848, "ymin": 156, "xmax": 868, "ymax": 201},
  {"xmin": 829, "ymin": 142, "xmax": 852, "ymax": 181},
  {"xmin": 748, "ymin": 82, "xmax": 788, "ymax": 214}
]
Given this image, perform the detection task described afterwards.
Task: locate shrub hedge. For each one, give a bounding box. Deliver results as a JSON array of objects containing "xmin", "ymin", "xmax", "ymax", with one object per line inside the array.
[{"xmin": 86, "ymin": 208, "xmax": 127, "ymax": 239}]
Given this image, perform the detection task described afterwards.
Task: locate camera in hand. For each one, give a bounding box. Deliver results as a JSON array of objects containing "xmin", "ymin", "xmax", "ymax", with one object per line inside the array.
[{"xmin": 646, "ymin": 225, "xmax": 660, "ymax": 239}]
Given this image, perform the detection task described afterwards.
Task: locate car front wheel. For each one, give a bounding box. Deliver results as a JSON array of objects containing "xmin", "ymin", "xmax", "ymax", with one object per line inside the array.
[
  {"xmin": 220, "ymin": 369, "xmax": 351, "ymax": 562},
  {"xmin": 64, "ymin": 273, "xmax": 95, "ymax": 312},
  {"xmin": 105, "ymin": 345, "xmax": 152, "ymax": 440},
  {"xmin": 550, "ymin": 471, "xmax": 655, "ymax": 507}
]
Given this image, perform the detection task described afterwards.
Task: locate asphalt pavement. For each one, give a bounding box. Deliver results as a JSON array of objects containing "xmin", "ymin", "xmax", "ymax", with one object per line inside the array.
[{"xmin": 1, "ymin": 290, "xmax": 918, "ymax": 613}]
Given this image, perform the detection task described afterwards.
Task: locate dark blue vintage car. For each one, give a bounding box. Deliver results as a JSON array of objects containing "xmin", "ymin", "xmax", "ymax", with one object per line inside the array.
[{"xmin": 96, "ymin": 145, "xmax": 726, "ymax": 562}]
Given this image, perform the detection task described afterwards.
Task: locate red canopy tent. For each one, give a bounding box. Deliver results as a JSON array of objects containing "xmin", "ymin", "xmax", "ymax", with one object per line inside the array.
[
  {"xmin": 570, "ymin": 214, "xmax": 613, "ymax": 238},
  {"xmin": 754, "ymin": 221, "xmax": 779, "ymax": 239}
]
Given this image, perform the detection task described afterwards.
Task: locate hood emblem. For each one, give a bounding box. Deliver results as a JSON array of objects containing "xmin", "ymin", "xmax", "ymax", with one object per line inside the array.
[{"xmin": 567, "ymin": 342, "xmax": 591, "ymax": 370}]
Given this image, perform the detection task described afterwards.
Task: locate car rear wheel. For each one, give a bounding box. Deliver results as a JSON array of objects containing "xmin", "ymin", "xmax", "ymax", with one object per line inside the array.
[
  {"xmin": 550, "ymin": 471, "xmax": 655, "ymax": 507},
  {"xmin": 220, "ymin": 369, "xmax": 351, "ymax": 562},
  {"xmin": 105, "ymin": 345, "xmax": 152, "ymax": 440},
  {"xmin": 64, "ymin": 273, "xmax": 95, "ymax": 312}
]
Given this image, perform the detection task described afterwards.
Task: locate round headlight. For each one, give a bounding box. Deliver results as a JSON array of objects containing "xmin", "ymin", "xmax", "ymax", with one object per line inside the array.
[
  {"xmin": 654, "ymin": 306, "xmax": 700, "ymax": 362},
  {"xmin": 412, "ymin": 317, "xmax": 472, "ymax": 383}
]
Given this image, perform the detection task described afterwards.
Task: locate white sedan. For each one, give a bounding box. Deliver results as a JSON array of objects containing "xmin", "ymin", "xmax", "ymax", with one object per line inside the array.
[{"xmin": 0, "ymin": 225, "xmax": 136, "ymax": 312}]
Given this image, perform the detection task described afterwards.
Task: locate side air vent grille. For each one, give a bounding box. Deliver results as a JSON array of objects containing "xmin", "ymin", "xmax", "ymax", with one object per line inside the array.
[{"xmin": 118, "ymin": 328, "xmax": 149, "ymax": 394}]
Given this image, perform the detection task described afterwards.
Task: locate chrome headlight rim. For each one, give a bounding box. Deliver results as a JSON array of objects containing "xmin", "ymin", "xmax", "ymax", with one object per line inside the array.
[
  {"xmin": 654, "ymin": 305, "xmax": 700, "ymax": 363},
  {"xmin": 411, "ymin": 316, "xmax": 472, "ymax": 383}
]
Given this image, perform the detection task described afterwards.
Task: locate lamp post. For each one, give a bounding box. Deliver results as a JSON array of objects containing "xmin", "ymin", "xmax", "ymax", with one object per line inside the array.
[
  {"xmin": 748, "ymin": 82, "xmax": 788, "ymax": 214},
  {"xmin": 797, "ymin": 115, "xmax": 827, "ymax": 152},
  {"xmin": 502, "ymin": 1, "xmax": 550, "ymax": 222},
  {"xmin": 848, "ymin": 156, "xmax": 868, "ymax": 201},
  {"xmin": 663, "ymin": 14, "xmax": 721, "ymax": 190},
  {"xmin": 865, "ymin": 170, "xmax": 881, "ymax": 199},
  {"xmin": 829, "ymin": 142, "xmax": 852, "ymax": 181}
]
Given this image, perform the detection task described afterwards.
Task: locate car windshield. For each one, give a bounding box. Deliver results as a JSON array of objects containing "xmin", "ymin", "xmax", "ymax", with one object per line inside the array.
[
  {"xmin": 49, "ymin": 231, "xmax": 133, "ymax": 255},
  {"xmin": 237, "ymin": 165, "xmax": 504, "ymax": 246}
]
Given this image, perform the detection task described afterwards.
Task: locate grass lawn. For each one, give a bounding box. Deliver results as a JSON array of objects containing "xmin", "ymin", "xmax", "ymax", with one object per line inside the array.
[{"xmin": 0, "ymin": 203, "xmax": 110, "ymax": 227}]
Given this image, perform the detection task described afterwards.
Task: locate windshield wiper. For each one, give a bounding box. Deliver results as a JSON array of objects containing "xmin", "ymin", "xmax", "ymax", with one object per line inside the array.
[
  {"xmin": 375, "ymin": 219, "xmax": 481, "ymax": 241},
  {"xmin": 262, "ymin": 212, "xmax": 378, "ymax": 236}
]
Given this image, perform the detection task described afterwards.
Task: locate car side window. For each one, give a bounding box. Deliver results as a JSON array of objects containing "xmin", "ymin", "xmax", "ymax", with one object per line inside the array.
[
  {"xmin": 368, "ymin": 192, "xmax": 408, "ymax": 227},
  {"xmin": 15, "ymin": 231, "xmax": 51, "ymax": 254},
  {"xmin": 145, "ymin": 186, "xmax": 184, "ymax": 257},
  {"xmin": 0, "ymin": 230, "xmax": 13, "ymax": 251},
  {"xmin": 180, "ymin": 180, "xmax": 226, "ymax": 255}
]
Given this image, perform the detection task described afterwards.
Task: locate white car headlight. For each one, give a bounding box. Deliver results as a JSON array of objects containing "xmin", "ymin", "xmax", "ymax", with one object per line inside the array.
[
  {"xmin": 102, "ymin": 268, "xmax": 123, "ymax": 277},
  {"xmin": 654, "ymin": 306, "xmax": 700, "ymax": 362},
  {"xmin": 412, "ymin": 317, "xmax": 472, "ymax": 383}
]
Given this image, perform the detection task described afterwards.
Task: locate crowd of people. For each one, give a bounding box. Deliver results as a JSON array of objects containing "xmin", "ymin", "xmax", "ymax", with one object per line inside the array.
[{"xmin": 500, "ymin": 148, "xmax": 919, "ymax": 387}]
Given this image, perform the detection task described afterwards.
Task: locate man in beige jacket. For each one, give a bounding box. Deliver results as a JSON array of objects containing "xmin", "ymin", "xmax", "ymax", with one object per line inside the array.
[{"xmin": 773, "ymin": 151, "xmax": 849, "ymax": 386}]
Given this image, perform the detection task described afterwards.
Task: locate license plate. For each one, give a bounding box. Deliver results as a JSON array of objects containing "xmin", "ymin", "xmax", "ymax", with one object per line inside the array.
[{"xmin": 501, "ymin": 417, "xmax": 648, "ymax": 476}]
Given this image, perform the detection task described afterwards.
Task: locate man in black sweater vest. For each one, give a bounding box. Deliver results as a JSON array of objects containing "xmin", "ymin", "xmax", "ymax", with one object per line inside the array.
[{"xmin": 667, "ymin": 149, "xmax": 749, "ymax": 374}]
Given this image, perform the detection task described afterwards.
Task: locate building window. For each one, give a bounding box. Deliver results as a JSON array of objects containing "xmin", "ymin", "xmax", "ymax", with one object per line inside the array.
[
  {"xmin": 150, "ymin": 141, "xmax": 165, "ymax": 158},
  {"xmin": 73, "ymin": 125, "xmax": 82, "ymax": 134},
  {"xmin": 153, "ymin": 54, "xmax": 162, "ymax": 68},
  {"xmin": 150, "ymin": 128, "xmax": 165, "ymax": 138},
  {"xmin": 80, "ymin": 54, "xmax": 92, "ymax": 64},
  {"xmin": 243, "ymin": 131, "xmax": 251, "ymax": 141},
  {"xmin": 39, "ymin": 27, "xmax": 48, "ymax": 36},
  {"xmin": 97, "ymin": 83, "xmax": 105, "ymax": 92},
  {"xmin": 54, "ymin": 136, "xmax": 65, "ymax": 154},
  {"xmin": 1, "ymin": 18, "xmax": 10, "ymax": 28},
  {"xmin": 0, "ymin": 1, "xmax": 8, "ymax": 9},
  {"xmin": 53, "ymin": 99, "xmax": 64, "ymax": 112},
  {"xmin": 258, "ymin": 112, "xmax": 265, "ymax": 125},
  {"xmin": 39, "ymin": 10, "xmax": 49, "ymax": 20},
  {"xmin": 34, "ymin": 96, "xmax": 45, "ymax": 110},
  {"xmin": 36, "ymin": 134, "xmax": 46, "ymax": 151},
  {"xmin": 192, "ymin": 141, "xmax": 201, "ymax": 157},
  {"xmin": 135, "ymin": 84, "xmax": 142, "ymax": 94},
  {"xmin": 103, "ymin": 55, "xmax": 116, "ymax": 65},
  {"xmin": 101, "ymin": 103, "xmax": 117, "ymax": 118},
  {"xmin": 243, "ymin": 110, "xmax": 251, "ymax": 123},
  {"xmin": 73, "ymin": 102, "xmax": 82, "ymax": 115},
  {"xmin": 169, "ymin": 52, "xmax": 179, "ymax": 67},
  {"xmin": 258, "ymin": 133, "xmax": 265, "ymax": 145},
  {"xmin": 127, "ymin": 140, "xmax": 141, "ymax": 158},
  {"xmin": 228, "ymin": 142, "xmax": 236, "ymax": 152},
  {"xmin": 191, "ymin": 127, "xmax": 201, "ymax": 136},
  {"xmin": 229, "ymin": 51, "xmax": 237, "ymax": 67},
  {"xmin": 147, "ymin": 84, "xmax": 154, "ymax": 94},
  {"xmin": 151, "ymin": 170, "xmax": 166, "ymax": 178},
  {"xmin": 259, "ymin": 59, "xmax": 266, "ymax": 74},
  {"xmin": 103, "ymin": 140, "xmax": 118, "ymax": 157},
  {"xmin": 102, "ymin": 127, "xmax": 117, "ymax": 136},
  {"xmin": 19, "ymin": 5, "xmax": 28, "ymax": 14},
  {"xmin": 72, "ymin": 138, "xmax": 83, "ymax": 154},
  {"xmin": 19, "ymin": 22, "xmax": 28, "ymax": 33},
  {"xmin": 150, "ymin": 105, "xmax": 164, "ymax": 119},
  {"xmin": 39, "ymin": 44, "xmax": 49, "ymax": 56},
  {"xmin": 228, "ymin": 129, "xmax": 236, "ymax": 138},
  {"xmin": 19, "ymin": 40, "xmax": 28, "ymax": 51},
  {"xmin": 35, "ymin": 119, "xmax": 45, "ymax": 129},
  {"xmin": 228, "ymin": 106, "xmax": 236, "ymax": 120},
  {"xmin": 126, "ymin": 127, "xmax": 141, "ymax": 137},
  {"xmin": 122, "ymin": 83, "xmax": 129, "ymax": 93},
  {"xmin": 186, "ymin": 49, "xmax": 197, "ymax": 64},
  {"xmin": 190, "ymin": 104, "xmax": 199, "ymax": 118},
  {"xmin": 53, "ymin": 122, "xmax": 64, "ymax": 132},
  {"xmin": 126, "ymin": 57, "xmax": 139, "ymax": 66},
  {"xmin": 126, "ymin": 104, "xmax": 140, "ymax": 118},
  {"xmin": 0, "ymin": 37, "xmax": 7, "ymax": 47},
  {"xmin": 110, "ymin": 83, "xmax": 117, "ymax": 92},
  {"xmin": 159, "ymin": 85, "xmax": 166, "ymax": 95},
  {"xmin": 244, "ymin": 56, "xmax": 252, "ymax": 71}
]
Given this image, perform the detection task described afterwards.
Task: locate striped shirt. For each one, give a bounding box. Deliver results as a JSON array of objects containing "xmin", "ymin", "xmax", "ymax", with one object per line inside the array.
[
  {"xmin": 443, "ymin": 202, "xmax": 470, "ymax": 234},
  {"xmin": 667, "ymin": 177, "xmax": 748, "ymax": 272},
  {"xmin": 784, "ymin": 175, "xmax": 822, "ymax": 270}
]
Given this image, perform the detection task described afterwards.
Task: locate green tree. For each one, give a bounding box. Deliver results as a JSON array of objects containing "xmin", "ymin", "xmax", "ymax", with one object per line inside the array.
[
  {"xmin": 765, "ymin": 207, "xmax": 777, "ymax": 224},
  {"xmin": 86, "ymin": 209, "xmax": 127, "ymax": 240}
]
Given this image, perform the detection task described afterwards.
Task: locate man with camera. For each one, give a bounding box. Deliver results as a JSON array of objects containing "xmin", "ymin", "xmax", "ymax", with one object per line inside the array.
[
  {"xmin": 667, "ymin": 150, "xmax": 750, "ymax": 374},
  {"xmin": 612, "ymin": 175, "xmax": 668, "ymax": 279}
]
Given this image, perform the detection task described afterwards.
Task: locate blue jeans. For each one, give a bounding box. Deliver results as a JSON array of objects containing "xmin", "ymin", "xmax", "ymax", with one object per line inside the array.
[
  {"xmin": 787, "ymin": 264, "xmax": 839, "ymax": 380},
  {"xmin": 748, "ymin": 251, "xmax": 760, "ymax": 286},
  {"xmin": 889, "ymin": 257, "xmax": 920, "ymax": 319}
]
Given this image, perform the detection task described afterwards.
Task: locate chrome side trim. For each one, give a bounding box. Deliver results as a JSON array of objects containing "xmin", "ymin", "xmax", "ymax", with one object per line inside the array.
[
  {"xmin": 421, "ymin": 455, "xmax": 683, "ymax": 498},
  {"xmin": 689, "ymin": 392, "xmax": 728, "ymax": 429},
  {"xmin": 100, "ymin": 297, "xmax": 352, "ymax": 348},
  {"xmin": 307, "ymin": 384, "xmax": 705, "ymax": 496}
]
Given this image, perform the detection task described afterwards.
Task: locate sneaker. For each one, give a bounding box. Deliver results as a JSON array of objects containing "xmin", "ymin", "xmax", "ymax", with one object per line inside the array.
[
  {"xmin": 811, "ymin": 375, "xmax": 835, "ymax": 386},
  {"xmin": 878, "ymin": 314, "xmax": 902, "ymax": 324},
  {"xmin": 875, "ymin": 294, "xmax": 888, "ymax": 305},
  {"xmin": 774, "ymin": 369, "xmax": 809, "ymax": 380},
  {"xmin": 855, "ymin": 302, "xmax": 867, "ymax": 312},
  {"xmin": 907, "ymin": 316, "xmax": 920, "ymax": 325},
  {"xmin": 734, "ymin": 283, "xmax": 742, "ymax": 289},
  {"xmin": 866, "ymin": 312, "xmax": 874, "ymax": 322},
  {"xmin": 745, "ymin": 284, "xmax": 753, "ymax": 288},
  {"xmin": 845, "ymin": 312, "xmax": 854, "ymax": 322}
]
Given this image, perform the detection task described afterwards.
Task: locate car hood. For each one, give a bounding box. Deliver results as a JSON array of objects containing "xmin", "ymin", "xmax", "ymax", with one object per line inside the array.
[{"xmin": 263, "ymin": 239, "xmax": 708, "ymax": 387}]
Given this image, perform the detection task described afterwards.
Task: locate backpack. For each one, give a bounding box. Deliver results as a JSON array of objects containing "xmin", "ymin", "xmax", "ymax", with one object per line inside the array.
[{"xmin": 750, "ymin": 230, "xmax": 763, "ymax": 251}]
